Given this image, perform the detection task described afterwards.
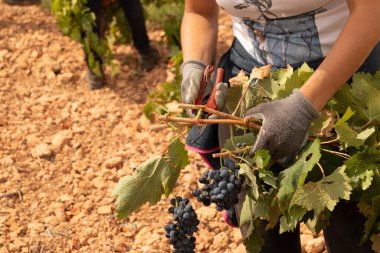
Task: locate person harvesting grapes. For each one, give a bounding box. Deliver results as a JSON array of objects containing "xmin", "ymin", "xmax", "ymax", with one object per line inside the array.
[
  {"xmin": 180, "ymin": 0, "xmax": 380, "ymax": 252},
  {"xmin": 83, "ymin": 0, "xmax": 159, "ymax": 90}
]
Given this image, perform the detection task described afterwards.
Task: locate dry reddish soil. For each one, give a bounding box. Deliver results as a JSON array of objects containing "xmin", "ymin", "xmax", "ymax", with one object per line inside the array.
[{"xmin": 0, "ymin": 3, "xmax": 326, "ymax": 253}]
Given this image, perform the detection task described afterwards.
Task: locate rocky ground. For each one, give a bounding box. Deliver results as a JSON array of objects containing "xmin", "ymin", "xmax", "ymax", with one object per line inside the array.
[{"xmin": 0, "ymin": 2, "xmax": 327, "ymax": 252}]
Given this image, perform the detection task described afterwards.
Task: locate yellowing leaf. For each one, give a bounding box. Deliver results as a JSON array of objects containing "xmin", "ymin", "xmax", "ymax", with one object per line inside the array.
[
  {"xmin": 250, "ymin": 65, "xmax": 272, "ymax": 80},
  {"xmin": 229, "ymin": 70, "xmax": 249, "ymax": 87}
]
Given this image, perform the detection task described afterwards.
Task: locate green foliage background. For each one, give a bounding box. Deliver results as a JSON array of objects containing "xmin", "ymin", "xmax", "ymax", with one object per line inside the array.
[{"xmin": 51, "ymin": 0, "xmax": 184, "ymax": 76}]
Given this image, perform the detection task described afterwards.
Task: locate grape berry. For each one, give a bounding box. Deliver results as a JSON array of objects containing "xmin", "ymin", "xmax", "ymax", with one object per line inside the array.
[
  {"xmin": 192, "ymin": 159, "xmax": 244, "ymax": 211},
  {"xmin": 165, "ymin": 196, "xmax": 199, "ymax": 253}
]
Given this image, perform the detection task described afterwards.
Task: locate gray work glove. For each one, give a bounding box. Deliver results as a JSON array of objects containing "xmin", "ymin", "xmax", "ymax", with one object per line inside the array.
[
  {"xmin": 181, "ymin": 60, "xmax": 229, "ymax": 117},
  {"xmin": 246, "ymin": 89, "xmax": 320, "ymax": 164}
]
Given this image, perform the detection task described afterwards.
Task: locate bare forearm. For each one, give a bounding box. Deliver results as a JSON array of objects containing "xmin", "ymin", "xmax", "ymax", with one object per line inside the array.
[
  {"xmin": 300, "ymin": 0, "xmax": 380, "ymax": 111},
  {"xmin": 181, "ymin": 0, "xmax": 219, "ymax": 64}
]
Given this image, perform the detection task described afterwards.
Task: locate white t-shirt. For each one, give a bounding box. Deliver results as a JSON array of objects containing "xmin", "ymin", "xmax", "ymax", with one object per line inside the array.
[{"xmin": 216, "ymin": 0, "xmax": 350, "ymax": 67}]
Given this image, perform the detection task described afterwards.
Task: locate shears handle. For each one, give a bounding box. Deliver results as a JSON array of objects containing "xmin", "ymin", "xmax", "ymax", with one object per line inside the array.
[
  {"xmin": 195, "ymin": 66, "xmax": 224, "ymax": 108},
  {"xmin": 195, "ymin": 65, "xmax": 214, "ymax": 105},
  {"xmin": 206, "ymin": 68, "xmax": 224, "ymax": 110}
]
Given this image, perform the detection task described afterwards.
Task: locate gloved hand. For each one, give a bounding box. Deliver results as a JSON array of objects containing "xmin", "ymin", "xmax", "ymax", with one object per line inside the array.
[
  {"xmin": 181, "ymin": 60, "xmax": 229, "ymax": 117},
  {"xmin": 246, "ymin": 89, "xmax": 320, "ymax": 164}
]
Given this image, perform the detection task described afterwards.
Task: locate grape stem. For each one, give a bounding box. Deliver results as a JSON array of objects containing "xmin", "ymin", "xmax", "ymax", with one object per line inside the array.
[
  {"xmin": 149, "ymin": 122, "xmax": 191, "ymax": 132},
  {"xmin": 232, "ymin": 82, "xmax": 252, "ymax": 116},
  {"xmin": 161, "ymin": 129, "xmax": 189, "ymax": 156},
  {"xmin": 320, "ymin": 148, "xmax": 351, "ymax": 159},
  {"xmin": 316, "ymin": 162, "xmax": 326, "ymax": 178},
  {"xmin": 213, "ymin": 147, "xmax": 251, "ymax": 158},
  {"xmin": 320, "ymin": 138, "xmax": 339, "ymax": 145}
]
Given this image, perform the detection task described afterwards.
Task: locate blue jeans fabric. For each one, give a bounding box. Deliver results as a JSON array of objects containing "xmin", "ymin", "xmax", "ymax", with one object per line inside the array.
[
  {"xmin": 216, "ymin": 38, "xmax": 379, "ymax": 253},
  {"xmin": 218, "ymin": 38, "xmax": 380, "ymax": 83}
]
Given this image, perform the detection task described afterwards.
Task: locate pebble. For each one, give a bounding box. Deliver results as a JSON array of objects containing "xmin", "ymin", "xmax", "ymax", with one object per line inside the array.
[
  {"xmin": 0, "ymin": 156, "xmax": 14, "ymax": 167},
  {"xmin": 27, "ymin": 223, "xmax": 45, "ymax": 233},
  {"xmin": 49, "ymin": 202, "xmax": 66, "ymax": 222},
  {"xmin": 301, "ymin": 234, "xmax": 314, "ymax": 253},
  {"xmin": 58, "ymin": 72, "xmax": 74, "ymax": 84},
  {"xmin": 47, "ymin": 71, "xmax": 56, "ymax": 80},
  {"xmin": 233, "ymin": 243, "xmax": 246, "ymax": 253},
  {"xmin": 97, "ymin": 205, "xmax": 112, "ymax": 215},
  {"xmin": 305, "ymin": 237, "xmax": 325, "ymax": 253},
  {"xmin": 31, "ymin": 143, "xmax": 53, "ymax": 159},
  {"xmin": 51, "ymin": 130, "xmax": 72, "ymax": 152},
  {"xmin": 197, "ymin": 206, "xmax": 218, "ymax": 220},
  {"xmin": 43, "ymin": 216, "xmax": 59, "ymax": 226},
  {"xmin": 213, "ymin": 232, "xmax": 230, "ymax": 246},
  {"xmin": 104, "ymin": 156, "xmax": 124, "ymax": 169},
  {"xmin": 182, "ymin": 173, "xmax": 197, "ymax": 186}
]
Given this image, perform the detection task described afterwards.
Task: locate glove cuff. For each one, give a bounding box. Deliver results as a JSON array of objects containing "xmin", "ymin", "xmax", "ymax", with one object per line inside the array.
[
  {"xmin": 292, "ymin": 89, "xmax": 320, "ymax": 121},
  {"xmin": 181, "ymin": 60, "xmax": 207, "ymax": 76}
]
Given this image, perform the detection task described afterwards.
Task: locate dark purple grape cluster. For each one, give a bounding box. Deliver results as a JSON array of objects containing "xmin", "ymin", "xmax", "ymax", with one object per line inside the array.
[
  {"xmin": 165, "ymin": 196, "xmax": 199, "ymax": 253},
  {"xmin": 192, "ymin": 159, "xmax": 244, "ymax": 211}
]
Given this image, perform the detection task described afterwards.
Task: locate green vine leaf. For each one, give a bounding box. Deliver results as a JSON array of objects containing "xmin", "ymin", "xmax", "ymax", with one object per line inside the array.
[
  {"xmin": 279, "ymin": 205, "xmax": 307, "ymax": 233},
  {"xmin": 240, "ymin": 195, "xmax": 265, "ymax": 253},
  {"xmin": 224, "ymin": 133, "xmax": 256, "ymax": 151},
  {"xmin": 334, "ymin": 107, "xmax": 375, "ymax": 148},
  {"xmin": 335, "ymin": 76, "xmax": 380, "ymax": 126},
  {"xmin": 244, "ymin": 219, "xmax": 265, "ymax": 253},
  {"xmin": 358, "ymin": 196, "xmax": 380, "ymax": 242},
  {"xmin": 290, "ymin": 166, "xmax": 352, "ymax": 218},
  {"xmin": 276, "ymin": 63, "xmax": 314, "ymax": 99},
  {"xmin": 345, "ymin": 149, "xmax": 380, "ymax": 191},
  {"xmin": 277, "ymin": 139, "xmax": 321, "ymax": 208},
  {"xmin": 240, "ymin": 163, "xmax": 260, "ymax": 201},
  {"xmin": 113, "ymin": 138, "xmax": 188, "ymax": 218},
  {"xmin": 240, "ymin": 195, "xmax": 255, "ymax": 226}
]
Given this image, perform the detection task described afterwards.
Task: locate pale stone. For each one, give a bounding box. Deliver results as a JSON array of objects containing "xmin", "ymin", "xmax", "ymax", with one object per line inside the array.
[
  {"xmin": 84, "ymin": 227, "xmax": 98, "ymax": 238},
  {"xmin": 28, "ymin": 223, "xmax": 45, "ymax": 233},
  {"xmin": 59, "ymin": 72, "xmax": 74, "ymax": 84},
  {"xmin": 197, "ymin": 206, "xmax": 218, "ymax": 220},
  {"xmin": 134, "ymin": 227, "xmax": 152, "ymax": 244},
  {"xmin": 233, "ymin": 244, "xmax": 246, "ymax": 253},
  {"xmin": 104, "ymin": 156, "xmax": 123, "ymax": 169},
  {"xmin": 182, "ymin": 173, "xmax": 197, "ymax": 186},
  {"xmin": 31, "ymin": 143, "xmax": 52, "ymax": 159},
  {"xmin": 47, "ymin": 71, "xmax": 56, "ymax": 80},
  {"xmin": 97, "ymin": 205, "xmax": 112, "ymax": 215},
  {"xmin": 301, "ymin": 234, "xmax": 314, "ymax": 253},
  {"xmin": 43, "ymin": 216, "xmax": 59, "ymax": 226},
  {"xmin": 305, "ymin": 237, "xmax": 325, "ymax": 253},
  {"xmin": 49, "ymin": 202, "xmax": 66, "ymax": 222},
  {"xmin": 51, "ymin": 130, "xmax": 72, "ymax": 152},
  {"xmin": 0, "ymin": 156, "xmax": 14, "ymax": 167},
  {"xmin": 213, "ymin": 232, "xmax": 230, "ymax": 246},
  {"xmin": 59, "ymin": 194, "xmax": 73, "ymax": 203},
  {"xmin": 93, "ymin": 176, "xmax": 107, "ymax": 190}
]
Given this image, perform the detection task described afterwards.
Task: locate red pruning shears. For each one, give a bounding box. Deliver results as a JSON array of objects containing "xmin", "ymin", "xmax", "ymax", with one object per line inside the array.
[
  {"xmin": 191, "ymin": 66, "xmax": 224, "ymax": 142},
  {"xmin": 195, "ymin": 65, "xmax": 224, "ymax": 111}
]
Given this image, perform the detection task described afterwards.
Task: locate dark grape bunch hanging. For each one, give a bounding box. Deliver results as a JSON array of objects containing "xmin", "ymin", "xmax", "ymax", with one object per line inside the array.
[
  {"xmin": 165, "ymin": 196, "xmax": 199, "ymax": 253},
  {"xmin": 192, "ymin": 159, "xmax": 244, "ymax": 211}
]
